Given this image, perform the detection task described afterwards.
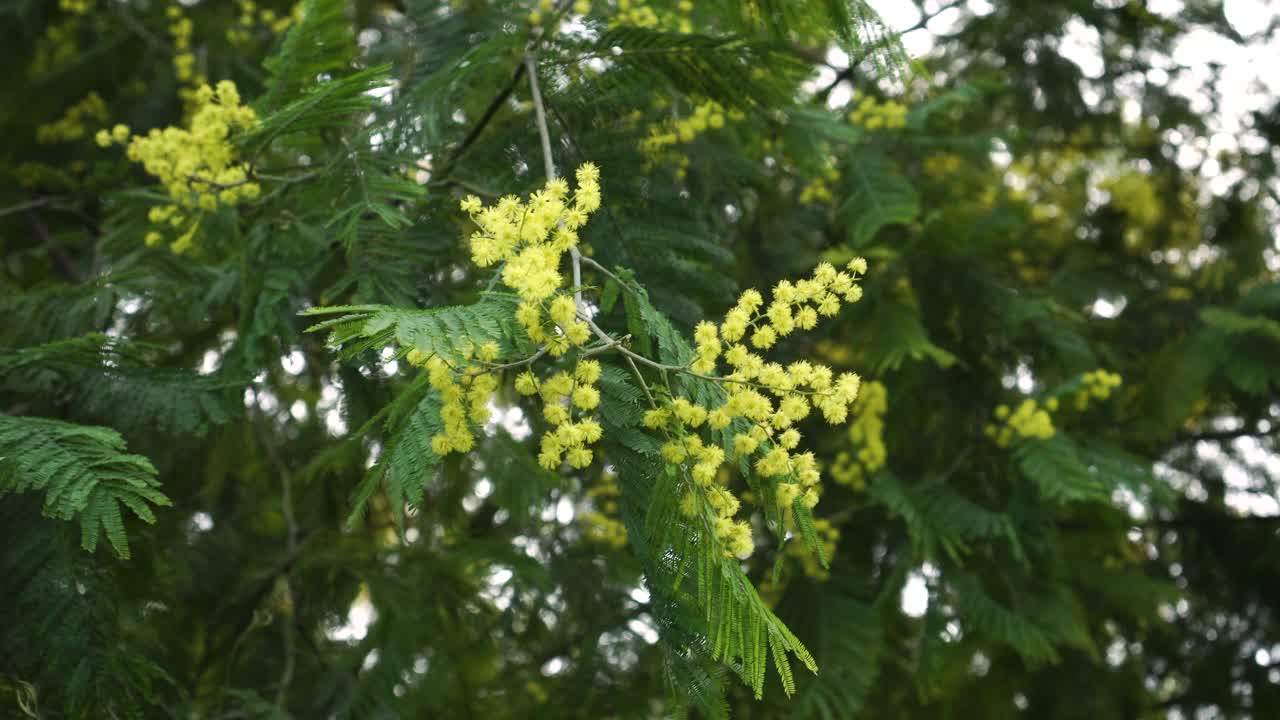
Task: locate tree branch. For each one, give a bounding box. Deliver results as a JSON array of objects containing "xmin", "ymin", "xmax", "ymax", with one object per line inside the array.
[
  {"xmin": 24, "ymin": 209, "xmax": 79, "ymax": 282},
  {"xmin": 525, "ymin": 50, "xmax": 585, "ymax": 309},
  {"xmin": 437, "ymin": 61, "xmax": 528, "ymax": 179}
]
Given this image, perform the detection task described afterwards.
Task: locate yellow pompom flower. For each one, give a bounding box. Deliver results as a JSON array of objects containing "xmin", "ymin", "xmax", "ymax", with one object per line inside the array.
[
  {"xmin": 575, "ymin": 359, "xmax": 602, "ymax": 384},
  {"xmin": 989, "ymin": 396, "xmax": 1056, "ymax": 448},
  {"xmin": 571, "ymin": 386, "xmax": 600, "ymax": 410},
  {"xmin": 120, "ymin": 81, "xmax": 260, "ymax": 253},
  {"xmin": 515, "ymin": 371, "xmax": 539, "ymax": 396}
]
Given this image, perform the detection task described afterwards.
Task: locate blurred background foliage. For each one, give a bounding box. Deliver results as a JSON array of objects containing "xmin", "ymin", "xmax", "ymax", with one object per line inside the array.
[{"xmin": 2, "ymin": 0, "xmax": 1280, "ymax": 717}]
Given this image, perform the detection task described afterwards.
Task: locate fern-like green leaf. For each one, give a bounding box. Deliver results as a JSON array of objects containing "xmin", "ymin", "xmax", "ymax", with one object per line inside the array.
[
  {"xmin": 840, "ymin": 149, "xmax": 919, "ymax": 247},
  {"xmin": 0, "ymin": 415, "xmax": 169, "ymax": 558},
  {"xmin": 856, "ymin": 300, "xmax": 956, "ymax": 373},
  {"xmin": 1013, "ymin": 436, "xmax": 1109, "ymax": 504},
  {"xmin": 346, "ymin": 378, "xmax": 443, "ymax": 531},
  {"xmin": 787, "ymin": 575, "xmax": 883, "ymax": 720},
  {"xmin": 869, "ymin": 472, "xmax": 1020, "ymax": 563},
  {"xmin": 262, "ymin": 0, "xmax": 358, "ymax": 109},
  {"xmin": 948, "ymin": 572, "xmax": 1059, "ymax": 664},
  {"xmin": 304, "ymin": 295, "xmax": 525, "ymax": 366}
]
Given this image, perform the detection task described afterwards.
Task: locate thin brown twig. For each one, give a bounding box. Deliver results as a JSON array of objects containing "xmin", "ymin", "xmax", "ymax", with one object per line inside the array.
[
  {"xmin": 457, "ymin": 347, "xmax": 550, "ymax": 377},
  {"xmin": 256, "ymin": 419, "xmax": 298, "ymax": 709},
  {"xmin": 24, "ymin": 209, "xmax": 79, "ymax": 282},
  {"xmin": 525, "ymin": 50, "xmax": 586, "ymax": 310}
]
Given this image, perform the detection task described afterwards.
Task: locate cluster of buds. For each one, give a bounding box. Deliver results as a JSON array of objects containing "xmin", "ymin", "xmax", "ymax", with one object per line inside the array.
[
  {"xmin": 101, "ymin": 81, "xmax": 259, "ymax": 253},
  {"xmin": 516, "ymin": 359, "xmax": 605, "ymax": 470},
  {"xmin": 1075, "ymin": 369, "xmax": 1123, "ymax": 410},
  {"xmin": 986, "ymin": 398, "xmax": 1056, "ymax": 448},
  {"xmin": 830, "ymin": 381, "xmax": 888, "ymax": 491}
]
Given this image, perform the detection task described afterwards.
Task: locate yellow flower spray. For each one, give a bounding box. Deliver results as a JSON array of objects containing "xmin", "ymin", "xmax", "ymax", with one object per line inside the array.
[
  {"xmin": 99, "ymin": 80, "xmax": 260, "ymax": 253},
  {"xmin": 389, "ymin": 56, "xmax": 872, "ymax": 565}
]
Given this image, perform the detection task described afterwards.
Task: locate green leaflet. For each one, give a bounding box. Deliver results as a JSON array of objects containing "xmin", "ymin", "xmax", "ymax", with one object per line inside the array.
[
  {"xmin": 0, "ymin": 335, "xmax": 244, "ymax": 438},
  {"xmin": 856, "ymin": 299, "xmax": 957, "ymax": 373},
  {"xmin": 553, "ymin": 27, "xmax": 809, "ymax": 112},
  {"xmin": 786, "ymin": 575, "xmax": 884, "ymax": 720},
  {"xmin": 869, "ymin": 472, "xmax": 1021, "ymax": 564},
  {"xmin": 600, "ymin": 324, "xmax": 818, "ymax": 701},
  {"xmin": 303, "ymin": 295, "xmax": 526, "ymax": 366},
  {"xmin": 261, "ymin": 0, "xmax": 360, "ymax": 109},
  {"xmin": 346, "ymin": 379, "xmax": 444, "ymax": 532},
  {"xmin": 840, "ymin": 149, "xmax": 920, "ymax": 247},
  {"xmin": 0, "ymin": 415, "xmax": 169, "ymax": 559},
  {"xmin": 1013, "ymin": 435, "xmax": 1110, "ymax": 504}
]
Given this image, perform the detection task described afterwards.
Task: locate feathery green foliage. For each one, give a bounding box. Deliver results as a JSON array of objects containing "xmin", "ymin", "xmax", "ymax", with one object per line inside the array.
[
  {"xmin": 4, "ymin": 0, "xmax": 1280, "ymax": 717},
  {"xmin": 0, "ymin": 415, "xmax": 169, "ymax": 558}
]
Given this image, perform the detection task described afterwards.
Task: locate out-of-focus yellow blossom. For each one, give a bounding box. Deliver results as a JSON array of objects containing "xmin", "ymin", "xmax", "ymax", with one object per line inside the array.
[
  {"xmin": 166, "ymin": 6, "xmax": 197, "ymax": 82},
  {"xmin": 581, "ymin": 472, "xmax": 627, "ymax": 549},
  {"xmin": 799, "ymin": 166, "xmax": 840, "ymax": 205},
  {"xmin": 848, "ymin": 92, "xmax": 908, "ymax": 130},
  {"xmin": 1074, "ymin": 369, "xmax": 1122, "ymax": 410},
  {"xmin": 110, "ymin": 81, "xmax": 260, "ymax": 253},
  {"xmin": 792, "ymin": 518, "xmax": 839, "ymax": 581},
  {"xmin": 36, "ymin": 93, "xmax": 108, "ymax": 143},
  {"xmin": 830, "ymin": 381, "xmax": 887, "ymax": 490},
  {"xmin": 640, "ymin": 99, "xmax": 729, "ymax": 172},
  {"xmin": 31, "ymin": 19, "xmax": 80, "ymax": 75},
  {"xmin": 608, "ymin": 0, "xmax": 693, "ymax": 33},
  {"xmin": 1102, "ymin": 172, "xmax": 1161, "ymax": 228},
  {"xmin": 985, "ymin": 398, "xmax": 1055, "ymax": 448},
  {"xmin": 229, "ymin": 0, "xmax": 301, "ymax": 45},
  {"xmin": 1102, "ymin": 171, "xmax": 1163, "ymax": 249},
  {"xmin": 758, "ymin": 517, "xmax": 840, "ymax": 604},
  {"xmin": 527, "ymin": 0, "xmax": 555, "ymax": 26},
  {"xmin": 923, "ymin": 154, "xmax": 964, "ymax": 177}
]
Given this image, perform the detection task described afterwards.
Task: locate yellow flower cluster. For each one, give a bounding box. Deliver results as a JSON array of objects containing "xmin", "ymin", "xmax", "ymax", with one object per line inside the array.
[
  {"xmin": 528, "ymin": 0, "xmax": 556, "ymax": 26},
  {"xmin": 166, "ymin": 6, "xmax": 199, "ymax": 84},
  {"xmin": 640, "ymin": 100, "xmax": 733, "ymax": 174},
  {"xmin": 460, "ymin": 164, "xmax": 601, "ymax": 356},
  {"xmin": 228, "ymin": 0, "xmax": 298, "ymax": 45},
  {"xmin": 1102, "ymin": 172, "xmax": 1161, "ymax": 228},
  {"xmin": 986, "ymin": 397, "xmax": 1056, "ymax": 448},
  {"xmin": 830, "ymin": 381, "xmax": 887, "ymax": 491},
  {"xmin": 31, "ymin": 18, "xmax": 79, "ymax": 75},
  {"xmin": 581, "ymin": 472, "xmax": 628, "ymax": 549},
  {"xmin": 923, "ymin": 154, "xmax": 964, "ymax": 177},
  {"xmin": 36, "ymin": 92, "xmax": 108, "ymax": 144},
  {"xmin": 409, "ymin": 344, "xmax": 502, "ymax": 455},
  {"xmin": 1074, "ymin": 369, "xmax": 1122, "ymax": 410},
  {"xmin": 516, "ymin": 359, "xmax": 605, "ymax": 470},
  {"xmin": 799, "ymin": 167, "xmax": 840, "ymax": 205},
  {"xmin": 848, "ymin": 92, "xmax": 908, "ymax": 131},
  {"xmin": 665, "ymin": 433, "xmax": 752, "ymax": 558},
  {"xmin": 411, "ymin": 342, "xmax": 605, "ymax": 472},
  {"xmin": 609, "ymin": 0, "xmax": 694, "ymax": 32},
  {"xmin": 100, "ymin": 81, "xmax": 260, "ymax": 253},
  {"xmin": 644, "ymin": 258, "xmax": 868, "ymax": 558},
  {"xmin": 58, "ymin": 0, "xmax": 91, "ymax": 13}
]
